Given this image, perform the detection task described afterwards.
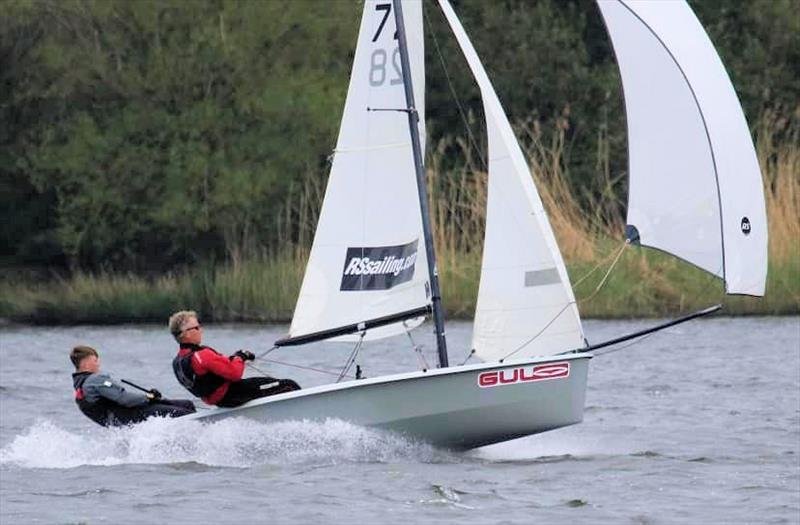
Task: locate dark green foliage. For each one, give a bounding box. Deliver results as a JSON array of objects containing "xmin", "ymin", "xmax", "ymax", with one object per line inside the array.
[
  {"xmin": 3, "ymin": 0, "xmax": 358, "ymax": 272},
  {"xmin": 423, "ymin": 0, "xmax": 625, "ymax": 203},
  {"xmin": 690, "ymin": 0, "xmax": 800, "ymax": 121},
  {"xmin": 1, "ymin": 0, "xmax": 797, "ymax": 275}
]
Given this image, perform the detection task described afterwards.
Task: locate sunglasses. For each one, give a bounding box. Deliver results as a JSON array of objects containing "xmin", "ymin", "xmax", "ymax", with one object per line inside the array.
[{"xmin": 182, "ymin": 324, "xmax": 202, "ymax": 334}]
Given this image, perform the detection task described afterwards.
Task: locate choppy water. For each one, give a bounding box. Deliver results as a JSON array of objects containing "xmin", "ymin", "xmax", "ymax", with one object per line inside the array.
[{"xmin": 1, "ymin": 317, "xmax": 798, "ymax": 524}]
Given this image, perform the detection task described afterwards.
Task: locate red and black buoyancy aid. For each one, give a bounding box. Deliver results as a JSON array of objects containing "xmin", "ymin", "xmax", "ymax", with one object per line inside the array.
[
  {"xmin": 73, "ymin": 372, "xmax": 115, "ymax": 426},
  {"xmin": 172, "ymin": 344, "xmax": 227, "ymax": 398}
]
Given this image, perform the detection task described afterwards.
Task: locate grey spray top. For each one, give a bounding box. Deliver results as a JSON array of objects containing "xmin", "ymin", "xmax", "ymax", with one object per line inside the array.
[{"xmin": 79, "ymin": 373, "xmax": 149, "ymax": 407}]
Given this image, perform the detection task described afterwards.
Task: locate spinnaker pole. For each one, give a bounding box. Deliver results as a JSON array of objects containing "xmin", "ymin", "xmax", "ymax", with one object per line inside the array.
[{"xmin": 393, "ymin": 0, "xmax": 449, "ymax": 367}]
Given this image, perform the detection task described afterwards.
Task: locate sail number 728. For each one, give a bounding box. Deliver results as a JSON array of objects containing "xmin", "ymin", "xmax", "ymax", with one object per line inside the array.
[{"xmin": 370, "ymin": 3, "xmax": 402, "ymax": 86}]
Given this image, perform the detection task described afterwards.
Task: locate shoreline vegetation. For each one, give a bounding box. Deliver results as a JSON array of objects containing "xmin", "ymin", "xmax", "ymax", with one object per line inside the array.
[
  {"xmin": 3, "ymin": 1, "xmax": 798, "ymax": 326},
  {"xmin": 2, "ymin": 113, "xmax": 798, "ymax": 325}
]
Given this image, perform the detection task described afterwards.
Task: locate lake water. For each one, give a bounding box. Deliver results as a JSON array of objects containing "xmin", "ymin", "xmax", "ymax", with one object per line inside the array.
[{"xmin": 1, "ymin": 317, "xmax": 798, "ymax": 524}]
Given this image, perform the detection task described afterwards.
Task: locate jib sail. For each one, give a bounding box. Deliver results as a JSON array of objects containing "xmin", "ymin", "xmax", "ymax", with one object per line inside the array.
[{"xmin": 439, "ymin": 0, "xmax": 586, "ymax": 360}]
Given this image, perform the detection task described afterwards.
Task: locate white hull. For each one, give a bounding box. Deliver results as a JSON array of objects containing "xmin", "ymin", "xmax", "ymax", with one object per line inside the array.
[{"xmin": 189, "ymin": 353, "xmax": 591, "ymax": 450}]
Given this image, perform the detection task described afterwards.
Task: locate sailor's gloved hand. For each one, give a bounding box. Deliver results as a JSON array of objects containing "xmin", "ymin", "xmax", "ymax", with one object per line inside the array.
[
  {"xmin": 146, "ymin": 389, "xmax": 162, "ymax": 402},
  {"xmin": 234, "ymin": 350, "xmax": 256, "ymax": 362}
]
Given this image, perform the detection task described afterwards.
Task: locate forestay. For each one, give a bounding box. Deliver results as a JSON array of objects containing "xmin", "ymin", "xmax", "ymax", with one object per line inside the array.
[
  {"xmin": 598, "ymin": 0, "xmax": 767, "ymax": 296},
  {"xmin": 439, "ymin": 0, "xmax": 586, "ymax": 360},
  {"xmin": 287, "ymin": 0, "xmax": 429, "ymax": 342}
]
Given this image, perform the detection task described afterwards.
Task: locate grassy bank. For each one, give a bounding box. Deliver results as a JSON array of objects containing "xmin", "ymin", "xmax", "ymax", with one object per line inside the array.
[
  {"xmin": 2, "ymin": 116, "xmax": 798, "ymax": 324},
  {"xmin": 1, "ymin": 244, "xmax": 796, "ymax": 325}
]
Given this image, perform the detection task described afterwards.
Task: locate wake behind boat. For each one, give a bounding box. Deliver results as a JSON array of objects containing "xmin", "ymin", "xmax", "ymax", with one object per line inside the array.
[{"xmin": 192, "ymin": 0, "xmax": 767, "ymax": 449}]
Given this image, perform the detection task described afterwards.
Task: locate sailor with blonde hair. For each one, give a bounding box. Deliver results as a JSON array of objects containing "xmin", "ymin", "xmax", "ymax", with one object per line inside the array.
[{"xmin": 169, "ymin": 310, "xmax": 300, "ymax": 407}]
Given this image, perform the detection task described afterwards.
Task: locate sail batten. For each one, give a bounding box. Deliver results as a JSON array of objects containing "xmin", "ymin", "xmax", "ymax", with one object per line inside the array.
[
  {"xmin": 598, "ymin": 0, "xmax": 767, "ymax": 296},
  {"xmin": 438, "ymin": 0, "xmax": 586, "ymax": 360}
]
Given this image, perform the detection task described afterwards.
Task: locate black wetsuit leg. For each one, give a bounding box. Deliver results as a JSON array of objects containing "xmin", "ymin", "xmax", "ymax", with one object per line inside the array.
[
  {"xmin": 216, "ymin": 377, "xmax": 301, "ymax": 408},
  {"xmin": 160, "ymin": 399, "xmax": 196, "ymax": 412},
  {"xmin": 105, "ymin": 401, "xmax": 196, "ymax": 426}
]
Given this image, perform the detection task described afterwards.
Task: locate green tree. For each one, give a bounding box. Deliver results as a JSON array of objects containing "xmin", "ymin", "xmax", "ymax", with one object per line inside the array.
[{"xmin": 1, "ymin": 0, "xmax": 796, "ymax": 275}]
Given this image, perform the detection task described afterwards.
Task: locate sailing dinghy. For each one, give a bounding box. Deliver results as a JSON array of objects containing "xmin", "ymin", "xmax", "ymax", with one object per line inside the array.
[{"xmin": 191, "ymin": 0, "xmax": 767, "ymax": 450}]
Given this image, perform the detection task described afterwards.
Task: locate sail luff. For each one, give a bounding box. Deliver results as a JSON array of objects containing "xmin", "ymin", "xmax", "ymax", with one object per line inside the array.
[{"xmin": 438, "ymin": 0, "xmax": 586, "ymax": 360}]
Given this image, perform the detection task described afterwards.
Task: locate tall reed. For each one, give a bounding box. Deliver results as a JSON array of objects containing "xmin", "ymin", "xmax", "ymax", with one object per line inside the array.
[
  {"xmin": 758, "ymin": 109, "xmax": 800, "ymax": 263},
  {"xmin": 1, "ymin": 112, "xmax": 796, "ymax": 323}
]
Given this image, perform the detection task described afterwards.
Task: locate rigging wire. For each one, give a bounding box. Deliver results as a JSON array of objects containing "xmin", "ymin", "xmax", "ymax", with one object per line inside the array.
[
  {"xmin": 254, "ymin": 345, "xmax": 351, "ymax": 378},
  {"xmin": 404, "ymin": 324, "xmax": 429, "ymax": 371},
  {"xmin": 589, "ymin": 260, "xmax": 726, "ymax": 356},
  {"xmin": 424, "ymin": 2, "xmax": 487, "ymax": 171},
  {"xmin": 500, "ymin": 241, "xmax": 629, "ymax": 361},
  {"xmin": 571, "ymin": 240, "xmax": 628, "ymax": 290},
  {"xmin": 337, "ymin": 333, "xmax": 365, "ymax": 383},
  {"xmin": 257, "ymin": 345, "xmax": 279, "ymax": 360},
  {"xmin": 459, "ymin": 348, "xmax": 476, "ymax": 366},
  {"xmin": 424, "ymin": 8, "xmax": 633, "ymax": 360},
  {"xmin": 245, "ymin": 361, "xmax": 276, "ymax": 379},
  {"xmin": 500, "ymin": 302, "xmax": 573, "ymax": 361},
  {"xmin": 425, "ymin": 1, "xmax": 629, "ymax": 362},
  {"xmin": 259, "ymin": 357, "xmax": 355, "ymax": 379},
  {"xmin": 575, "ymin": 240, "xmax": 628, "ymax": 304}
]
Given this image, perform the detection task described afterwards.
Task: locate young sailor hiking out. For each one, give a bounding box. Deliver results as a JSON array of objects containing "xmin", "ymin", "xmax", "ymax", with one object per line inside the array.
[
  {"xmin": 169, "ymin": 311, "xmax": 300, "ymax": 408},
  {"xmin": 70, "ymin": 346, "xmax": 195, "ymax": 427}
]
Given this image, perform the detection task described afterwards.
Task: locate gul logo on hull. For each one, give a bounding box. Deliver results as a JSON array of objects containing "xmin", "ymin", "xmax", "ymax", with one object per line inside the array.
[
  {"xmin": 340, "ymin": 240, "xmax": 419, "ymax": 291},
  {"xmin": 477, "ymin": 362, "xmax": 570, "ymax": 388}
]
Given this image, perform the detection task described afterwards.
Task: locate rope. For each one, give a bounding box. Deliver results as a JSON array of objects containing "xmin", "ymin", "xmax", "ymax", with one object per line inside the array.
[
  {"xmin": 571, "ymin": 240, "xmax": 628, "ymax": 289},
  {"xmin": 257, "ymin": 345, "xmax": 279, "ymax": 360},
  {"xmin": 501, "ymin": 302, "xmax": 573, "ymax": 361},
  {"xmin": 500, "ymin": 241, "xmax": 629, "ymax": 361},
  {"xmin": 576, "ymin": 241, "xmax": 628, "ymax": 304},
  {"xmin": 245, "ymin": 361, "xmax": 273, "ymax": 378},
  {"xmin": 259, "ymin": 357, "xmax": 354, "ymax": 379}
]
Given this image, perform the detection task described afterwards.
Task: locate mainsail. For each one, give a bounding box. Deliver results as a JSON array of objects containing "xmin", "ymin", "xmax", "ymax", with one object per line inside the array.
[
  {"xmin": 286, "ymin": 0, "xmax": 429, "ymax": 343},
  {"xmin": 598, "ymin": 0, "xmax": 768, "ymax": 296},
  {"xmin": 439, "ymin": 0, "xmax": 586, "ymax": 360}
]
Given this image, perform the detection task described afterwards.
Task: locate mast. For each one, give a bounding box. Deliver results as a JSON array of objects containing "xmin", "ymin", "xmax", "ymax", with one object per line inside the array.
[{"xmin": 393, "ymin": 0, "xmax": 449, "ymax": 367}]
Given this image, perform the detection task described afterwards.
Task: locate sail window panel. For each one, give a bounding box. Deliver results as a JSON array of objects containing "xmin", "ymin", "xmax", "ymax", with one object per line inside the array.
[
  {"xmin": 524, "ymin": 269, "xmax": 562, "ymax": 287},
  {"xmin": 473, "ymin": 308, "xmax": 583, "ymax": 360},
  {"xmin": 599, "ymin": 0, "xmax": 767, "ymax": 295},
  {"xmin": 475, "ymin": 263, "xmax": 579, "ymax": 359},
  {"xmin": 289, "ymin": 0, "xmax": 429, "ymax": 343}
]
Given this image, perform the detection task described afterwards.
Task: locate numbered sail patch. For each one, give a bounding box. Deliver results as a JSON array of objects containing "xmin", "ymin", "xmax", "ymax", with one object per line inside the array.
[
  {"xmin": 340, "ymin": 240, "xmax": 419, "ymax": 291},
  {"xmin": 477, "ymin": 362, "xmax": 570, "ymax": 388},
  {"xmin": 524, "ymin": 268, "xmax": 561, "ymax": 287}
]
